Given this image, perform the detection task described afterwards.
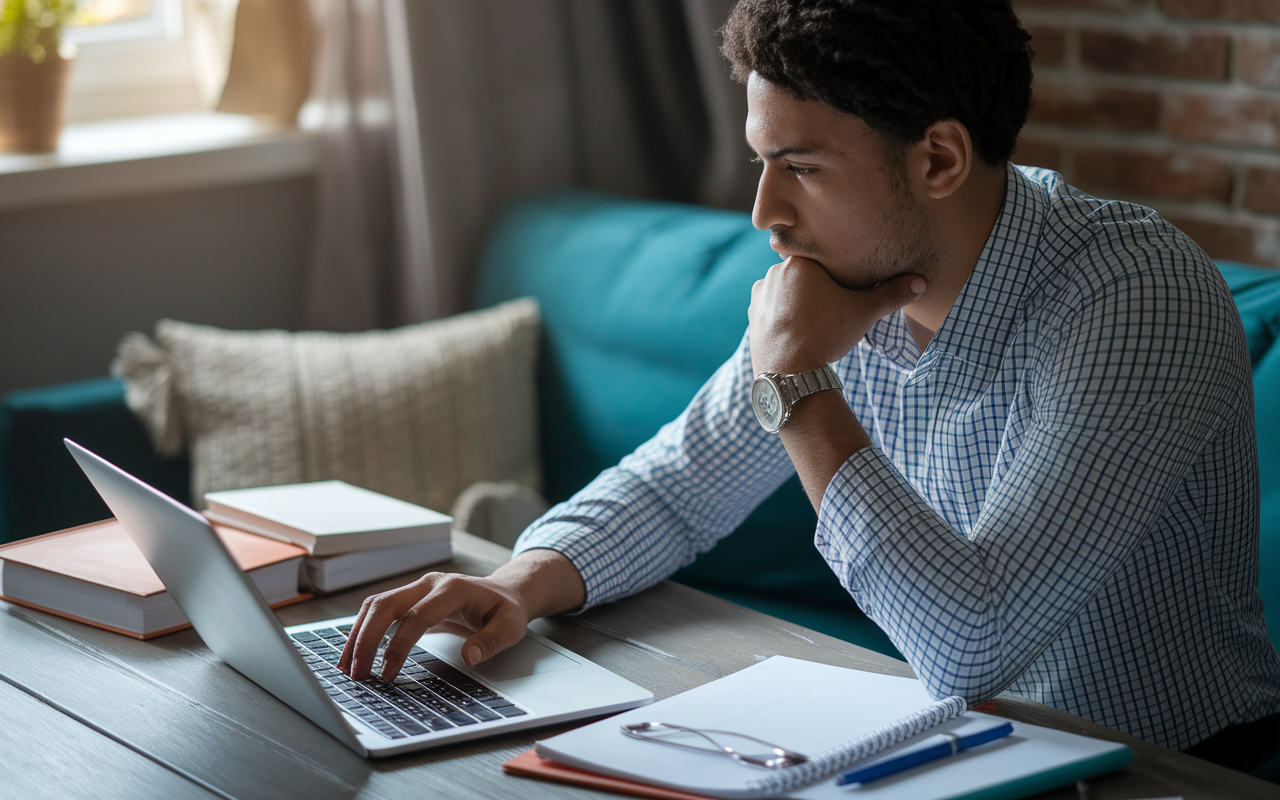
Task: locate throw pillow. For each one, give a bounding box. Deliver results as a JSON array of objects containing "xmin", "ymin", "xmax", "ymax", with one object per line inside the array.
[{"xmin": 111, "ymin": 298, "xmax": 541, "ymax": 516}]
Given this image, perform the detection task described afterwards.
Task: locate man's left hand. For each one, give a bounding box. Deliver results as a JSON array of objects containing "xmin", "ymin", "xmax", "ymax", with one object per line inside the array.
[{"xmin": 748, "ymin": 256, "xmax": 926, "ymax": 375}]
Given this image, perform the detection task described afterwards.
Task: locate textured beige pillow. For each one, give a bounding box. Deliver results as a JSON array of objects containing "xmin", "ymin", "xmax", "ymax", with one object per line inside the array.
[{"xmin": 112, "ymin": 299, "xmax": 541, "ymax": 515}]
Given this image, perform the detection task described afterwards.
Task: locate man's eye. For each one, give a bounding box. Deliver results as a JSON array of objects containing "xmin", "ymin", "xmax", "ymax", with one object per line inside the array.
[{"xmin": 784, "ymin": 164, "xmax": 814, "ymax": 175}]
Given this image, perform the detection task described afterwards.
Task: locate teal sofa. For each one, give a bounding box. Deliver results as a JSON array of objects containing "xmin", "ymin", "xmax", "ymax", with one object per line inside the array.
[{"xmin": 3, "ymin": 192, "xmax": 1279, "ymax": 674}]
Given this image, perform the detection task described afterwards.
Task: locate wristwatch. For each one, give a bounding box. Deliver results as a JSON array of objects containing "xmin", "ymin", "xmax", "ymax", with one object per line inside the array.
[{"xmin": 750, "ymin": 365, "xmax": 842, "ymax": 433}]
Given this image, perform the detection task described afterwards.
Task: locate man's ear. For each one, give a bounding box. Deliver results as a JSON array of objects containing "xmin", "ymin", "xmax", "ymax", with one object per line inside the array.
[{"xmin": 911, "ymin": 119, "xmax": 973, "ymax": 201}]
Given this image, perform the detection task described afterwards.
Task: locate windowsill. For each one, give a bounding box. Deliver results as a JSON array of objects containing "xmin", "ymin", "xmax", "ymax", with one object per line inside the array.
[{"xmin": 0, "ymin": 112, "xmax": 319, "ymax": 213}]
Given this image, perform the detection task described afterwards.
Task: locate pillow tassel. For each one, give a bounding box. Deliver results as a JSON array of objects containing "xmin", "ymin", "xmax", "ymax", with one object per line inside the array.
[{"xmin": 111, "ymin": 331, "xmax": 187, "ymax": 458}]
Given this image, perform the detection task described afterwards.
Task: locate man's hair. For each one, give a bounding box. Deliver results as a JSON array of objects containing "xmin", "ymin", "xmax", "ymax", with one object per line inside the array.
[{"xmin": 721, "ymin": 0, "xmax": 1033, "ymax": 166}]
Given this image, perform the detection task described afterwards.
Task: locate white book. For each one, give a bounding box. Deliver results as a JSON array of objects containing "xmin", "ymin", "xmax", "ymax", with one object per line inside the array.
[
  {"xmin": 204, "ymin": 480, "xmax": 452, "ymax": 556},
  {"xmin": 302, "ymin": 538, "xmax": 453, "ymax": 594}
]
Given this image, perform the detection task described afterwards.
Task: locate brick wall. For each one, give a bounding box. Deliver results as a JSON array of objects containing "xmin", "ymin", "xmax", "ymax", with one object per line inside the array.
[{"xmin": 1013, "ymin": 0, "xmax": 1280, "ymax": 269}]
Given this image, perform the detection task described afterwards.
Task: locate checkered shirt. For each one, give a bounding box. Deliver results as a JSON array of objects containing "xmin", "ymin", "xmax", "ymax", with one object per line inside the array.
[{"xmin": 514, "ymin": 164, "xmax": 1280, "ymax": 750}]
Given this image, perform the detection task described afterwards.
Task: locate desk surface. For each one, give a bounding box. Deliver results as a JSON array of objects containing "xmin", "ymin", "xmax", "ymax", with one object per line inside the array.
[{"xmin": 0, "ymin": 531, "xmax": 1274, "ymax": 800}]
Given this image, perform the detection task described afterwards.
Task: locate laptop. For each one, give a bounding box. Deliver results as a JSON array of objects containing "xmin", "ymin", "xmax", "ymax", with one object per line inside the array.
[{"xmin": 63, "ymin": 439, "xmax": 653, "ymax": 757}]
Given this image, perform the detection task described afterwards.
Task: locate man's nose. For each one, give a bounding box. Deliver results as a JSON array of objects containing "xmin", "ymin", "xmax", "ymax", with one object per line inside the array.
[{"xmin": 751, "ymin": 167, "xmax": 795, "ymax": 232}]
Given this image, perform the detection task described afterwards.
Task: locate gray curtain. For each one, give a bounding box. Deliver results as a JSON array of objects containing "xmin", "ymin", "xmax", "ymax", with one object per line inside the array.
[
  {"xmin": 304, "ymin": 0, "xmax": 758, "ymax": 329},
  {"xmin": 304, "ymin": 0, "xmax": 397, "ymax": 331}
]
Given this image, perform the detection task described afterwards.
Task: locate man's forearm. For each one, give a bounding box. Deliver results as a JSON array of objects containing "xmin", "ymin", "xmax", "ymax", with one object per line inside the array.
[
  {"xmin": 777, "ymin": 389, "xmax": 873, "ymax": 512},
  {"xmin": 489, "ymin": 548, "xmax": 587, "ymax": 620}
]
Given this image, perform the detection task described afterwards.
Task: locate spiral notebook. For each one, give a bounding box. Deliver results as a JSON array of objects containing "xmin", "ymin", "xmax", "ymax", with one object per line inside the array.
[{"xmin": 532, "ymin": 657, "xmax": 1132, "ymax": 800}]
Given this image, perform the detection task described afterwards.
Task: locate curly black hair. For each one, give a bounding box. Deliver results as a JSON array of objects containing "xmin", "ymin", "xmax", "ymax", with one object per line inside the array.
[{"xmin": 721, "ymin": 0, "xmax": 1033, "ymax": 166}]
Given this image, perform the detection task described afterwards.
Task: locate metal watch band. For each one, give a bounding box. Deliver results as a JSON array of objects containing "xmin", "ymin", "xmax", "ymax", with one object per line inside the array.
[{"xmin": 778, "ymin": 364, "xmax": 841, "ymax": 406}]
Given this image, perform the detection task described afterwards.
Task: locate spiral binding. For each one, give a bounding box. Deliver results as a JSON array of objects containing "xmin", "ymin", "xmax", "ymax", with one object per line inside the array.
[{"xmin": 741, "ymin": 695, "xmax": 968, "ymax": 796}]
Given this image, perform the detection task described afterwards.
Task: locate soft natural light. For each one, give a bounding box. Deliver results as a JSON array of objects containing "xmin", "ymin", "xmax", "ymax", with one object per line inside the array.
[
  {"xmin": 74, "ymin": 0, "xmax": 151, "ymax": 27},
  {"xmin": 60, "ymin": 0, "xmax": 198, "ymax": 122}
]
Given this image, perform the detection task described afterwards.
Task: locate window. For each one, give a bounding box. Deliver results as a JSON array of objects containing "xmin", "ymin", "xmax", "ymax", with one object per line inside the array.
[
  {"xmin": 63, "ymin": 0, "xmax": 205, "ymax": 123},
  {"xmin": 70, "ymin": 0, "xmax": 177, "ymax": 44}
]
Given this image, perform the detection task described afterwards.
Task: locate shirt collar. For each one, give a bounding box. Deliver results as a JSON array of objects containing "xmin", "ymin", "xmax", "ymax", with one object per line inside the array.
[{"xmin": 863, "ymin": 163, "xmax": 1047, "ymax": 373}]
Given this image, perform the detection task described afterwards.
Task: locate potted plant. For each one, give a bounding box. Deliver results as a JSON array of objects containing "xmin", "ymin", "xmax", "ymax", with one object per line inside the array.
[{"xmin": 0, "ymin": 0, "xmax": 78, "ymax": 153}]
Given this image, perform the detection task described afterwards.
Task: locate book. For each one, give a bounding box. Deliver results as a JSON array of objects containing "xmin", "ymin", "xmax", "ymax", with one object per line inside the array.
[
  {"xmin": 531, "ymin": 656, "xmax": 1132, "ymax": 800},
  {"xmin": 301, "ymin": 537, "xmax": 453, "ymax": 594},
  {"xmin": 203, "ymin": 480, "xmax": 452, "ymax": 556},
  {"xmin": 0, "ymin": 518, "xmax": 309, "ymax": 639}
]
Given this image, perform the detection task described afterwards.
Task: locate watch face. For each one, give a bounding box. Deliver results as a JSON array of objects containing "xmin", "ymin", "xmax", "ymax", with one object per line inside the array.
[{"xmin": 751, "ymin": 376, "xmax": 786, "ymax": 432}]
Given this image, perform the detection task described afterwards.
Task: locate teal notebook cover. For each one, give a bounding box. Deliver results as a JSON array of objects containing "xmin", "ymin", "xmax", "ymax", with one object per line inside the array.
[{"xmin": 947, "ymin": 746, "xmax": 1133, "ymax": 800}]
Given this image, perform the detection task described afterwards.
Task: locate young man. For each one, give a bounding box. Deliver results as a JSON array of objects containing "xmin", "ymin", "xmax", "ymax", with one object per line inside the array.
[{"xmin": 342, "ymin": 0, "xmax": 1280, "ymax": 769}]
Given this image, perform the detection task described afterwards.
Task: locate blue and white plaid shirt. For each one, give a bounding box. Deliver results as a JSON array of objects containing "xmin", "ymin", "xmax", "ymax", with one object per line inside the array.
[{"xmin": 515, "ymin": 164, "xmax": 1280, "ymax": 750}]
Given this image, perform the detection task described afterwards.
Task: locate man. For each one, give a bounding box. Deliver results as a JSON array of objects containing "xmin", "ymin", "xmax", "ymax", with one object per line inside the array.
[{"xmin": 341, "ymin": 0, "xmax": 1280, "ymax": 770}]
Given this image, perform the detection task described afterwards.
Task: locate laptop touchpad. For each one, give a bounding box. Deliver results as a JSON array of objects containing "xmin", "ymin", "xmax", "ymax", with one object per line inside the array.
[
  {"xmin": 419, "ymin": 623, "xmax": 582, "ymax": 682},
  {"xmin": 471, "ymin": 637, "xmax": 581, "ymax": 682}
]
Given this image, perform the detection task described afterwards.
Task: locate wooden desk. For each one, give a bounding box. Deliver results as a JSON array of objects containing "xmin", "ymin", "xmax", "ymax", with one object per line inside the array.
[{"xmin": 1, "ymin": 531, "xmax": 1274, "ymax": 800}]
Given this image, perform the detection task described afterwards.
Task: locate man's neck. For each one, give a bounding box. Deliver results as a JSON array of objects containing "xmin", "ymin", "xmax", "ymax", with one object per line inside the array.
[{"xmin": 903, "ymin": 162, "xmax": 1008, "ymax": 352}]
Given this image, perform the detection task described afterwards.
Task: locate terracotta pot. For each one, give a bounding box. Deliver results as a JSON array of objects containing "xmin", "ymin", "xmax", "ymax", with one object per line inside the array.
[{"xmin": 0, "ymin": 51, "xmax": 73, "ymax": 153}]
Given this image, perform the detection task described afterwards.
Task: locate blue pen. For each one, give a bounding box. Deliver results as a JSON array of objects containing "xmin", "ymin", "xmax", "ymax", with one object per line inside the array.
[{"xmin": 835, "ymin": 721, "xmax": 1015, "ymax": 786}]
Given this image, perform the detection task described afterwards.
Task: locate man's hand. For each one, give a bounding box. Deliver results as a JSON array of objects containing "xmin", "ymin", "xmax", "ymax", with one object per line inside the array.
[
  {"xmin": 748, "ymin": 256, "xmax": 925, "ymax": 375},
  {"xmin": 749, "ymin": 256, "xmax": 925, "ymax": 512},
  {"xmin": 338, "ymin": 548, "xmax": 585, "ymax": 682}
]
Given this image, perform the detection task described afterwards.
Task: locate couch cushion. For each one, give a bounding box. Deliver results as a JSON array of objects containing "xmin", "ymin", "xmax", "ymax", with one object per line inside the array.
[{"xmin": 475, "ymin": 190, "xmax": 899, "ymax": 657}]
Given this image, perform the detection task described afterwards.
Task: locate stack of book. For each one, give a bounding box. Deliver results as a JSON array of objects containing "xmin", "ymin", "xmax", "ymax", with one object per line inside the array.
[
  {"xmin": 204, "ymin": 480, "xmax": 453, "ymax": 594},
  {"xmin": 0, "ymin": 480, "xmax": 453, "ymax": 639}
]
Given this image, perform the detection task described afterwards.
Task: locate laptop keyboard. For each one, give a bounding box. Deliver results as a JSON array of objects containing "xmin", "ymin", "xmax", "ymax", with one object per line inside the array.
[{"xmin": 289, "ymin": 624, "xmax": 527, "ymax": 740}]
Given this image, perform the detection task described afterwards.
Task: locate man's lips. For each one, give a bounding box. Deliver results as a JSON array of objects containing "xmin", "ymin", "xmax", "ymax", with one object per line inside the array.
[{"xmin": 773, "ymin": 250, "xmax": 823, "ymax": 267}]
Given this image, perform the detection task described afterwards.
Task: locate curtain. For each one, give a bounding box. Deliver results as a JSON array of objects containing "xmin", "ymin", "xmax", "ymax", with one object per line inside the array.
[
  {"xmin": 303, "ymin": 0, "xmax": 758, "ymax": 329},
  {"xmin": 302, "ymin": 0, "xmax": 397, "ymax": 331}
]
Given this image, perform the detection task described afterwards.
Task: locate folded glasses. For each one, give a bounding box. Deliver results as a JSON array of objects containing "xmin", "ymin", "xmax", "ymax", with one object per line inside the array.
[{"xmin": 620, "ymin": 721, "xmax": 809, "ymax": 770}]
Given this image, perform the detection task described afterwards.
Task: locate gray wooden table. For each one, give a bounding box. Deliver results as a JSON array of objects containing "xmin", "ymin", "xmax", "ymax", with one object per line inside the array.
[{"xmin": 1, "ymin": 531, "xmax": 1275, "ymax": 800}]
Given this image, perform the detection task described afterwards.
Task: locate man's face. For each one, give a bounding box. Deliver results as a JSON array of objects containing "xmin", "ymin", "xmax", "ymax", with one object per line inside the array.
[{"xmin": 745, "ymin": 73, "xmax": 938, "ymax": 291}]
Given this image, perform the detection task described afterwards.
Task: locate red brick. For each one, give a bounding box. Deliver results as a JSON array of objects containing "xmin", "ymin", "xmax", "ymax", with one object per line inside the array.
[
  {"xmin": 1014, "ymin": 136, "xmax": 1065, "ymax": 171},
  {"xmin": 1029, "ymin": 84, "xmax": 1160, "ymax": 132},
  {"xmin": 1158, "ymin": 0, "xmax": 1280, "ymax": 23},
  {"xmin": 1239, "ymin": 33, "xmax": 1280, "ymax": 90},
  {"xmin": 1080, "ymin": 29, "xmax": 1228, "ymax": 80},
  {"xmin": 1244, "ymin": 166, "xmax": 1280, "ymax": 214},
  {"xmin": 1162, "ymin": 91, "xmax": 1280, "ymax": 147},
  {"xmin": 1016, "ymin": 0, "xmax": 1143, "ymax": 10},
  {"xmin": 1026, "ymin": 24, "xmax": 1067, "ymax": 67},
  {"xmin": 1075, "ymin": 148, "xmax": 1232, "ymax": 202},
  {"xmin": 1164, "ymin": 216, "xmax": 1270, "ymax": 265}
]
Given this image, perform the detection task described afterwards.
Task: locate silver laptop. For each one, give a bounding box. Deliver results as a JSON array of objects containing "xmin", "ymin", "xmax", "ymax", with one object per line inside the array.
[{"xmin": 64, "ymin": 439, "xmax": 652, "ymax": 757}]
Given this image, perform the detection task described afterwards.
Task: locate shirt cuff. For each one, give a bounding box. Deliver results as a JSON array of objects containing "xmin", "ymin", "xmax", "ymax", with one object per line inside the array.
[{"xmin": 513, "ymin": 512, "xmax": 675, "ymax": 612}]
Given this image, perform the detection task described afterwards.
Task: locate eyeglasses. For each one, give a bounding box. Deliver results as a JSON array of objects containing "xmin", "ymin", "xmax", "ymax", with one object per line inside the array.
[{"xmin": 620, "ymin": 721, "xmax": 809, "ymax": 770}]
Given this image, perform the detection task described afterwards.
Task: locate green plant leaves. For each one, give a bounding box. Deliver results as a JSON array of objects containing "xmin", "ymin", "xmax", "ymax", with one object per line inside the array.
[{"xmin": 0, "ymin": 0, "xmax": 79, "ymax": 62}]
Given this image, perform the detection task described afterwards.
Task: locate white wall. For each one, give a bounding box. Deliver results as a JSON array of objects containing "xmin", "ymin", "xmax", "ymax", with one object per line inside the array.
[{"xmin": 0, "ymin": 176, "xmax": 315, "ymax": 395}]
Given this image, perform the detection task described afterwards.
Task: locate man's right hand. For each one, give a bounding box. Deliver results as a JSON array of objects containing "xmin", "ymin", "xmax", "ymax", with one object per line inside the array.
[{"xmin": 337, "ymin": 548, "xmax": 586, "ymax": 682}]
